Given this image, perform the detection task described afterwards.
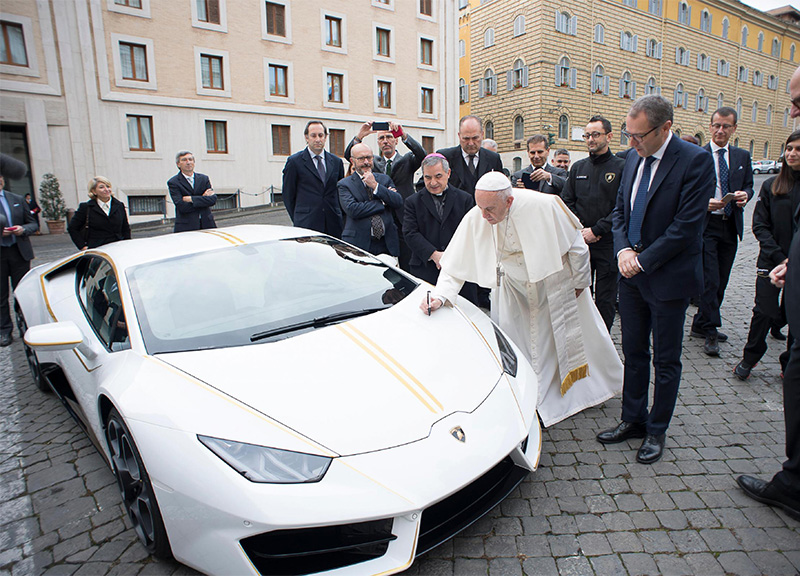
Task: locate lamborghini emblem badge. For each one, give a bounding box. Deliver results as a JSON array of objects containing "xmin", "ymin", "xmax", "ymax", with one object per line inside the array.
[
  {"xmin": 605, "ymin": 173, "xmax": 616, "ymax": 183},
  {"xmin": 450, "ymin": 426, "xmax": 466, "ymax": 443}
]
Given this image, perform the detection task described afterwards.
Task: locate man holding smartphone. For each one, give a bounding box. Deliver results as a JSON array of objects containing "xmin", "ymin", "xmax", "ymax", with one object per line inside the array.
[
  {"xmin": 690, "ymin": 107, "xmax": 753, "ymax": 356},
  {"xmin": 511, "ymin": 135, "xmax": 567, "ymax": 195},
  {"xmin": 345, "ymin": 121, "xmax": 426, "ymax": 270}
]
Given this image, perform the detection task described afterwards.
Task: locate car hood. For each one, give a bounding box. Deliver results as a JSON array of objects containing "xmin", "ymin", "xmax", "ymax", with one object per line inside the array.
[{"xmin": 157, "ymin": 300, "xmax": 510, "ymax": 456}]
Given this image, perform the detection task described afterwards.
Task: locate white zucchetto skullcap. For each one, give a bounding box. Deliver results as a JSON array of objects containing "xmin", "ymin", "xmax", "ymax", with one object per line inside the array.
[{"xmin": 475, "ymin": 171, "xmax": 512, "ymax": 192}]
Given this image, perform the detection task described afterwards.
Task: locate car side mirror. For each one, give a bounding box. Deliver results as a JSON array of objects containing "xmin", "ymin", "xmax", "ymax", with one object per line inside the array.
[{"xmin": 25, "ymin": 321, "xmax": 85, "ymax": 352}]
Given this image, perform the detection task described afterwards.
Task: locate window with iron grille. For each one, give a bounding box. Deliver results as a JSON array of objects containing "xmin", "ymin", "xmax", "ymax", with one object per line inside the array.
[{"xmin": 129, "ymin": 196, "xmax": 164, "ymax": 216}]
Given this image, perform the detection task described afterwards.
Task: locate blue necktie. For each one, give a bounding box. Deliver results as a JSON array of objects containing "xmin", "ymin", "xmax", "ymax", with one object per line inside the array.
[
  {"xmin": 628, "ymin": 156, "xmax": 656, "ymax": 249},
  {"xmin": 718, "ymin": 148, "xmax": 733, "ymax": 218}
]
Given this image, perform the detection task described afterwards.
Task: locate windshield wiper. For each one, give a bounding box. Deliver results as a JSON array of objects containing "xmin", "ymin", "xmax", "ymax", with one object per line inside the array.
[{"xmin": 250, "ymin": 307, "xmax": 388, "ymax": 342}]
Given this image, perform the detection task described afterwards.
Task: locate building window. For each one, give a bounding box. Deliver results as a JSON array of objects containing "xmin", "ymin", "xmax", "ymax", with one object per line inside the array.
[
  {"xmin": 622, "ymin": 0, "xmax": 636, "ymax": 7},
  {"xmin": 513, "ymin": 15, "xmax": 525, "ymax": 37},
  {"xmin": 484, "ymin": 28, "xmax": 494, "ymax": 47},
  {"xmin": 648, "ymin": 0, "xmax": 661, "ymax": 15},
  {"xmin": 592, "ymin": 65, "xmax": 607, "ymax": 94},
  {"xmin": 645, "ymin": 77, "xmax": 657, "ymax": 95},
  {"xmin": 753, "ymin": 70, "xmax": 762, "ymax": 86},
  {"xmin": 129, "ymin": 196, "xmax": 164, "ymax": 216},
  {"xmin": 676, "ymin": 46, "xmax": 689, "ymax": 66},
  {"xmin": 717, "ymin": 59, "xmax": 729, "ymax": 77},
  {"xmin": 511, "ymin": 58, "xmax": 527, "ymax": 88},
  {"xmin": 271, "ymin": 124, "xmax": 290, "ymax": 156},
  {"xmin": 555, "ymin": 11, "xmax": 576, "ymax": 35},
  {"xmin": 768, "ymin": 75, "xmax": 778, "ymax": 90},
  {"xmin": 749, "ymin": 140, "xmax": 754, "ymax": 156},
  {"xmin": 736, "ymin": 97, "xmax": 742, "ymax": 118},
  {"xmin": 422, "ymin": 136, "xmax": 435, "ymax": 154},
  {"xmin": 792, "ymin": 44, "xmax": 796, "ymax": 61},
  {"xmin": 197, "ymin": 0, "xmax": 220, "ymax": 24},
  {"xmin": 620, "ymin": 31, "xmax": 637, "ymax": 52},
  {"xmin": 751, "ymin": 102, "xmax": 758, "ymax": 123},
  {"xmin": 420, "ymin": 38, "xmax": 433, "ymax": 66},
  {"xmin": 421, "ymin": 87, "xmax": 434, "ymax": 114},
  {"xmin": 329, "ymin": 129, "xmax": 345, "ymax": 157},
  {"xmin": 558, "ymin": 115, "xmax": 568, "ymax": 139},
  {"xmin": 459, "ymin": 78, "xmax": 468, "ymax": 103},
  {"xmin": 696, "ymin": 88, "xmax": 706, "ymax": 112},
  {"xmin": 325, "ymin": 15, "xmax": 342, "ymax": 47},
  {"xmin": 594, "ymin": 24, "xmax": 604, "ymax": 44},
  {"xmin": 205, "ymin": 120, "xmax": 227, "ymax": 153},
  {"xmin": 678, "ymin": 2, "xmax": 690, "ymax": 25},
  {"xmin": 697, "ymin": 53, "xmax": 709, "ymax": 72},
  {"xmin": 200, "ymin": 54, "xmax": 223, "ymax": 90},
  {"xmin": 646, "ymin": 39, "xmax": 662, "ymax": 59},
  {"xmin": 620, "ymin": 122, "xmax": 628, "ymax": 146},
  {"xmin": 265, "ymin": 2, "xmax": 286, "ymax": 36},
  {"xmin": 484, "ymin": 121, "xmax": 494, "ymax": 139},
  {"xmin": 785, "ymin": 108, "xmax": 790, "ymax": 127},
  {"xmin": 120, "ymin": 42, "xmax": 148, "ymax": 81},
  {"xmin": 513, "ymin": 157, "xmax": 522, "ymax": 172},
  {"xmin": 772, "ymin": 38, "xmax": 780, "ymax": 58},
  {"xmin": 619, "ymin": 71, "xmax": 635, "ymax": 99},
  {"xmin": 757, "ymin": 32, "xmax": 764, "ymax": 52},
  {"xmin": 700, "ymin": 10, "xmax": 711, "ymax": 33},
  {"xmin": 556, "ymin": 56, "xmax": 575, "ymax": 88},
  {"xmin": 741, "ymin": 26, "xmax": 748, "ymax": 47},
  {"xmin": 721, "ymin": 18, "xmax": 729, "ymax": 39},
  {"xmin": 126, "ymin": 115, "xmax": 153, "ymax": 151},
  {"xmin": 674, "ymin": 83, "xmax": 685, "ymax": 108},
  {"xmin": 268, "ymin": 63, "xmax": 287, "ymax": 96},
  {"xmin": 376, "ymin": 27, "xmax": 390, "ymax": 57},
  {"xmin": 327, "ymin": 73, "xmax": 343, "ymax": 103},
  {"xmin": 377, "ymin": 80, "xmax": 392, "ymax": 108},
  {"xmin": 459, "ymin": 39, "xmax": 465, "ymax": 57},
  {"xmin": 738, "ymin": 66, "xmax": 748, "ymax": 82},
  {"xmin": 0, "ymin": 21, "xmax": 27, "ymax": 67},
  {"xmin": 717, "ymin": 92, "xmax": 724, "ymax": 109},
  {"xmin": 115, "ymin": 0, "xmax": 142, "ymax": 6},
  {"xmin": 419, "ymin": 0, "xmax": 432, "ymax": 16},
  {"xmin": 513, "ymin": 116, "xmax": 524, "ymax": 141},
  {"xmin": 481, "ymin": 68, "xmax": 496, "ymax": 96}
]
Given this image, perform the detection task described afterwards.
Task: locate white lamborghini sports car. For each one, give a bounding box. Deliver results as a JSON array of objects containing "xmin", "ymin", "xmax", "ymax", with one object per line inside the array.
[{"xmin": 14, "ymin": 225, "xmax": 542, "ymax": 576}]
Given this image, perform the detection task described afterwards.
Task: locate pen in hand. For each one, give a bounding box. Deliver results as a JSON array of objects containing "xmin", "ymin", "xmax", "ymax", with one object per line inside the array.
[{"xmin": 427, "ymin": 290, "xmax": 431, "ymax": 316}]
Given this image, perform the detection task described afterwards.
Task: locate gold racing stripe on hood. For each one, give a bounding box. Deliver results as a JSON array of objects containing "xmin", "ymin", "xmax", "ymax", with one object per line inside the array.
[
  {"xmin": 336, "ymin": 323, "xmax": 443, "ymax": 414},
  {"xmin": 198, "ymin": 229, "xmax": 245, "ymax": 245}
]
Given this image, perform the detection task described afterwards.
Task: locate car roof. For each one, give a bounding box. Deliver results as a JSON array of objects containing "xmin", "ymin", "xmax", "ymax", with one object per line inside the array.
[{"xmin": 83, "ymin": 225, "xmax": 322, "ymax": 270}]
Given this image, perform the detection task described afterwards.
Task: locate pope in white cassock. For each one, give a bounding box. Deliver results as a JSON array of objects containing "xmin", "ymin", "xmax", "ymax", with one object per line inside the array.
[{"xmin": 421, "ymin": 171, "xmax": 623, "ymax": 426}]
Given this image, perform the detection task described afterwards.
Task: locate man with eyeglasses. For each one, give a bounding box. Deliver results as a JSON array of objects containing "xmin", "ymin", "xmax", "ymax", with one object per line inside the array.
[
  {"xmin": 596, "ymin": 95, "xmax": 715, "ymax": 464},
  {"xmin": 561, "ymin": 116, "xmax": 625, "ymax": 330},
  {"xmin": 338, "ymin": 142, "xmax": 403, "ymax": 257},
  {"xmin": 690, "ymin": 108, "xmax": 754, "ymax": 356},
  {"xmin": 510, "ymin": 135, "xmax": 566, "ymax": 195}
]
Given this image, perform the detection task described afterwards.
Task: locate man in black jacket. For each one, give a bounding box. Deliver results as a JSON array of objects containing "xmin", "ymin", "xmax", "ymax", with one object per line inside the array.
[{"xmin": 562, "ymin": 116, "xmax": 625, "ymax": 330}]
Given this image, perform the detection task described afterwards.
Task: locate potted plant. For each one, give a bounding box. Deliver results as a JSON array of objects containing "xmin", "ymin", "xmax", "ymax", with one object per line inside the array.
[{"xmin": 38, "ymin": 173, "xmax": 67, "ymax": 234}]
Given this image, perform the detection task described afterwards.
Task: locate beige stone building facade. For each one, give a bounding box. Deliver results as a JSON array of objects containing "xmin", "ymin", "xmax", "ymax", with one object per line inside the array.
[
  {"xmin": 462, "ymin": 0, "xmax": 800, "ymax": 172},
  {"xmin": 0, "ymin": 0, "xmax": 458, "ymax": 226}
]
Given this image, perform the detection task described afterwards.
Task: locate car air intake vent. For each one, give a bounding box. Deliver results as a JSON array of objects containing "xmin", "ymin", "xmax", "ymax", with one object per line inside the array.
[
  {"xmin": 241, "ymin": 518, "xmax": 396, "ymax": 576},
  {"xmin": 417, "ymin": 455, "xmax": 529, "ymax": 556}
]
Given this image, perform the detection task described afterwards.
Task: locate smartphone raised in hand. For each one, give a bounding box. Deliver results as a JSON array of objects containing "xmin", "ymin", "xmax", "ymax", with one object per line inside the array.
[{"xmin": 372, "ymin": 121, "xmax": 390, "ymax": 131}]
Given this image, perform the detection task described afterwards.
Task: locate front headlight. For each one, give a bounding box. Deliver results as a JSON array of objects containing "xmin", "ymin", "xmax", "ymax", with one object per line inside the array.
[
  {"xmin": 198, "ymin": 435, "xmax": 332, "ymax": 483},
  {"xmin": 493, "ymin": 325, "xmax": 518, "ymax": 377}
]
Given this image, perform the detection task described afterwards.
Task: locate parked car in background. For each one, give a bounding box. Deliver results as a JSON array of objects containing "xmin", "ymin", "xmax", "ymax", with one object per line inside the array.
[{"xmin": 751, "ymin": 160, "xmax": 778, "ymax": 174}]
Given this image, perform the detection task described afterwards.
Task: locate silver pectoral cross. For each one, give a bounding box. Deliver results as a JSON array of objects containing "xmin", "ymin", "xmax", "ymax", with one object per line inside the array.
[{"xmin": 496, "ymin": 263, "xmax": 504, "ymax": 287}]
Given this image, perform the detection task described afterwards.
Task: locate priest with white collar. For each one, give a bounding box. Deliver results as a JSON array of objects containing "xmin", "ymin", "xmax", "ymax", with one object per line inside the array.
[{"xmin": 421, "ymin": 171, "xmax": 623, "ymax": 426}]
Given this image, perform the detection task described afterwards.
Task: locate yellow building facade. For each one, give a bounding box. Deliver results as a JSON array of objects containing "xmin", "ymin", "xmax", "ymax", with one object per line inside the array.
[{"xmin": 462, "ymin": 0, "xmax": 800, "ymax": 171}]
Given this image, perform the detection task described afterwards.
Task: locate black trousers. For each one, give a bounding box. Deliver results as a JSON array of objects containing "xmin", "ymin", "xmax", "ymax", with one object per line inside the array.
[
  {"xmin": 589, "ymin": 242, "xmax": 617, "ymax": 331},
  {"xmin": 743, "ymin": 276, "xmax": 791, "ymax": 370},
  {"xmin": 618, "ymin": 276, "xmax": 689, "ymax": 436},
  {"xmin": 774, "ymin": 337, "xmax": 800, "ymax": 494},
  {"xmin": 692, "ymin": 215, "xmax": 738, "ymax": 336},
  {"xmin": 1, "ymin": 243, "xmax": 31, "ymax": 336}
]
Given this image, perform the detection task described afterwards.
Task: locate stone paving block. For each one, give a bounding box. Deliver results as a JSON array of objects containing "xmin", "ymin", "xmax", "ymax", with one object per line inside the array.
[
  {"xmin": 620, "ymin": 552, "xmax": 659, "ymax": 575},
  {"xmin": 785, "ymin": 550, "xmax": 800, "ymax": 572},
  {"xmin": 0, "ymin": 496, "xmax": 33, "ymax": 529},
  {"xmin": 522, "ymin": 556, "xmax": 558, "ymax": 576},
  {"xmin": 39, "ymin": 498, "xmax": 96, "ymax": 534},
  {"xmin": 716, "ymin": 551, "xmax": 761, "ymax": 576},
  {"xmin": 600, "ymin": 512, "xmax": 635, "ymax": 531},
  {"xmin": 641, "ymin": 492, "xmax": 676, "ymax": 511},
  {"xmin": 614, "ymin": 494, "xmax": 645, "ymax": 512},
  {"xmin": 548, "ymin": 535, "xmax": 579, "ymax": 557},
  {"xmin": 607, "ymin": 532, "xmax": 643, "ymax": 553},
  {"xmin": 575, "ymin": 513, "xmax": 605, "ymax": 533},
  {"xmin": 556, "ymin": 555, "xmax": 593, "ymax": 575},
  {"xmin": 683, "ymin": 552, "xmax": 725, "ymax": 575},
  {"xmin": 407, "ymin": 558, "xmax": 453, "ymax": 576},
  {"xmin": 598, "ymin": 478, "xmax": 629, "ymax": 495},
  {"xmin": 585, "ymin": 495, "xmax": 616, "ymax": 514},
  {"xmin": 520, "ymin": 516, "xmax": 550, "ymax": 535},
  {"xmin": 556, "ymin": 496, "xmax": 588, "ymax": 514},
  {"xmin": 741, "ymin": 505, "xmax": 787, "ymax": 527},
  {"xmin": 638, "ymin": 530, "xmax": 676, "ymax": 553},
  {"xmin": 669, "ymin": 491, "xmax": 705, "ymax": 510},
  {"xmin": 577, "ymin": 533, "xmax": 611, "ymax": 556},
  {"xmin": 26, "ymin": 464, "xmax": 78, "ymax": 493},
  {"xmin": 484, "ymin": 535, "xmax": 516, "ymax": 558},
  {"xmin": 763, "ymin": 526, "xmax": 800, "ymax": 550},
  {"xmin": 748, "ymin": 550, "xmax": 797, "ymax": 575},
  {"xmin": 571, "ymin": 480, "xmax": 603, "ymax": 496},
  {"xmin": 453, "ymin": 537, "xmax": 484, "ymax": 558},
  {"xmin": 452, "ymin": 557, "xmax": 488, "ymax": 575},
  {"xmin": 653, "ymin": 553, "xmax": 692, "ymax": 576},
  {"xmin": 685, "ymin": 509, "xmax": 720, "ymax": 529},
  {"xmin": 655, "ymin": 510, "xmax": 689, "ymax": 530},
  {"xmin": 528, "ymin": 497, "xmax": 559, "ymax": 517},
  {"xmin": 699, "ymin": 528, "xmax": 743, "ymax": 552},
  {"xmin": 31, "ymin": 478, "xmax": 88, "ymax": 514},
  {"xmin": 0, "ymin": 518, "xmax": 40, "ymax": 553},
  {"xmin": 697, "ymin": 490, "xmax": 736, "ymax": 508},
  {"xmin": 40, "ymin": 565, "xmax": 79, "ymax": 576},
  {"xmin": 487, "ymin": 557, "xmax": 522, "ymax": 576},
  {"xmin": 515, "ymin": 535, "xmax": 550, "ymax": 557},
  {"xmin": 589, "ymin": 554, "xmax": 625, "ymax": 576},
  {"xmin": 548, "ymin": 516, "xmax": 578, "ymax": 535}
]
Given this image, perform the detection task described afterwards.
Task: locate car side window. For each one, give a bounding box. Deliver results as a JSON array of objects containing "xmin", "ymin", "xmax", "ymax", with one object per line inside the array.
[{"xmin": 77, "ymin": 257, "xmax": 130, "ymax": 351}]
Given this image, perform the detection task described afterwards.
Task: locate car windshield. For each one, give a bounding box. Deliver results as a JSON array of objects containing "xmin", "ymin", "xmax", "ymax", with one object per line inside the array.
[{"xmin": 127, "ymin": 236, "xmax": 418, "ymax": 354}]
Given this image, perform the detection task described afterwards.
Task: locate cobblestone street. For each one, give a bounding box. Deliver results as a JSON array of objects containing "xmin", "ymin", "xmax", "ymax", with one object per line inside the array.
[{"xmin": 1, "ymin": 189, "xmax": 799, "ymax": 575}]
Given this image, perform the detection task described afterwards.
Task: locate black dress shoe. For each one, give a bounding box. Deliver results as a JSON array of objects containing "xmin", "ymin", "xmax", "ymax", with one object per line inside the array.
[
  {"xmin": 637, "ymin": 433, "xmax": 666, "ymax": 464},
  {"xmin": 596, "ymin": 421, "xmax": 646, "ymax": 444},
  {"xmin": 737, "ymin": 475, "xmax": 800, "ymax": 521},
  {"xmin": 734, "ymin": 360, "xmax": 754, "ymax": 381},
  {"xmin": 691, "ymin": 329, "xmax": 727, "ymax": 342},
  {"xmin": 0, "ymin": 333, "xmax": 12, "ymax": 347},
  {"xmin": 770, "ymin": 327, "xmax": 787, "ymax": 341},
  {"xmin": 704, "ymin": 334, "xmax": 720, "ymax": 356}
]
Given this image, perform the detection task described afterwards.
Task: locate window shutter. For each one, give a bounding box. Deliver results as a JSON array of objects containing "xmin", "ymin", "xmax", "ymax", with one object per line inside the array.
[
  {"xmin": 655, "ymin": 86, "xmax": 661, "ymax": 95},
  {"xmin": 554, "ymin": 10, "xmax": 560, "ymax": 31},
  {"xmin": 646, "ymin": 40, "xmax": 652, "ymax": 57},
  {"xmin": 675, "ymin": 47, "xmax": 681, "ymax": 63},
  {"xmin": 657, "ymin": 42, "xmax": 662, "ymax": 59},
  {"xmin": 697, "ymin": 54, "xmax": 702, "ymax": 70},
  {"xmin": 688, "ymin": 6, "xmax": 692, "ymax": 23},
  {"xmin": 492, "ymin": 74, "xmax": 498, "ymax": 95},
  {"xmin": 555, "ymin": 64, "xmax": 562, "ymax": 86},
  {"xmin": 570, "ymin": 16, "xmax": 577, "ymax": 35},
  {"xmin": 522, "ymin": 66, "xmax": 529, "ymax": 87},
  {"xmin": 603, "ymin": 76, "xmax": 610, "ymax": 95},
  {"xmin": 683, "ymin": 92, "xmax": 690, "ymax": 108},
  {"xmin": 674, "ymin": 89, "xmax": 680, "ymax": 106},
  {"xmin": 619, "ymin": 79, "xmax": 625, "ymax": 98},
  {"xmin": 631, "ymin": 82, "xmax": 637, "ymax": 99},
  {"xmin": 704, "ymin": 96, "xmax": 709, "ymax": 112},
  {"xmin": 479, "ymin": 79, "xmax": 485, "ymax": 98},
  {"xmin": 507, "ymin": 70, "xmax": 514, "ymax": 90},
  {"xmin": 620, "ymin": 31, "xmax": 625, "ymax": 49},
  {"xmin": 632, "ymin": 35, "xmax": 638, "ymax": 52},
  {"xmin": 570, "ymin": 68, "xmax": 577, "ymax": 88},
  {"xmin": 684, "ymin": 50, "xmax": 690, "ymax": 66}
]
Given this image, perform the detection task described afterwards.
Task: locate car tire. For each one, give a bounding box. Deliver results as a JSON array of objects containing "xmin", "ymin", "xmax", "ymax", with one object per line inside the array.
[
  {"xmin": 14, "ymin": 303, "xmax": 49, "ymax": 393},
  {"xmin": 105, "ymin": 407, "xmax": 172, "ymax": 559},
  {"xmin": 753, "ymin": 168, "xmax": 761, "ymax": 174}
]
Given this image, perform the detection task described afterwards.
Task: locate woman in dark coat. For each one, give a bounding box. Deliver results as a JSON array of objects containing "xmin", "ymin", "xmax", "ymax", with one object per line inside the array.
[
  {"xmin": 734, "ymin": 130, "xmax": 800, "ymax": 380},
  {"xmin": 68, "ymin": 176, "xmax": 131, "ymax": 250}
]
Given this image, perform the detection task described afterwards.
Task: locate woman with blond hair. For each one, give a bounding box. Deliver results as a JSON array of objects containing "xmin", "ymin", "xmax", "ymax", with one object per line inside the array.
[{"xmin": 68, "ymin": 176, "xmax": 131, "ymax": 250}]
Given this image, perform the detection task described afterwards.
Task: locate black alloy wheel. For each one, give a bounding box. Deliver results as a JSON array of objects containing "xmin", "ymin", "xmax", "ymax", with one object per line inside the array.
[
  {"xmin": 14, "ymin": 303, "xmax": 49, "ymax": 393},
  {"xmin": 105, "ymin": 407, "xmax": 172, "ymax": 559}
]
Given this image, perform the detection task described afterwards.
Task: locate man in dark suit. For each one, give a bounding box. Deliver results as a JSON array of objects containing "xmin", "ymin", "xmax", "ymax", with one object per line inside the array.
[
  {"xmin": 691, "ymin": 107, "xmax": 754, "ymax": 356},
  {"xmin": 404, "ymin": 154, "xmax": 477, "ymax": 305},
  {"xmin": 0, "ymin": 154, "xmax": 38, "ymax": 347},
  {"xmin": 345, "ymin": 121, "xmax": 426, "ymax": 270},
  {"xmin": 596, "ymin": 95, "xmax": 715, "ymax": 464},
  {"xmin": 737, "ymin": 65, "xmax": 800, "ymax": 521},
  {"xmin": 167, "ymin": 150, "xmax": 217, "ymax": 233},
  {"xmin": 437, "ymin": 115, "xmax": 504, "ymax": 198},
  {"xmin": 511, "ymin": 135, "xmax": 567, "ymax": 195},
  {"xmin": 282, "ymin": 120, "xmax": 345, "ymax": 238},
  {"xmin": 339, "ymin": 143, "xmax": 403, "ymax": 257}
]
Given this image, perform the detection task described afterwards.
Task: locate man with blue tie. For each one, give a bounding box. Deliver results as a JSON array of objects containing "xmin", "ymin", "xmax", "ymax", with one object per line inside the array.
[
  {"xmin": 0, "ymin": 154, "xmax": 38, "ymax": 347},
  {"xmin": 690, "ymin": 108, "xmax": 754, "ymax": 356},
  {"xmin": 596, "ymin": 95, "xmax": 715, "ymax": 464}
]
